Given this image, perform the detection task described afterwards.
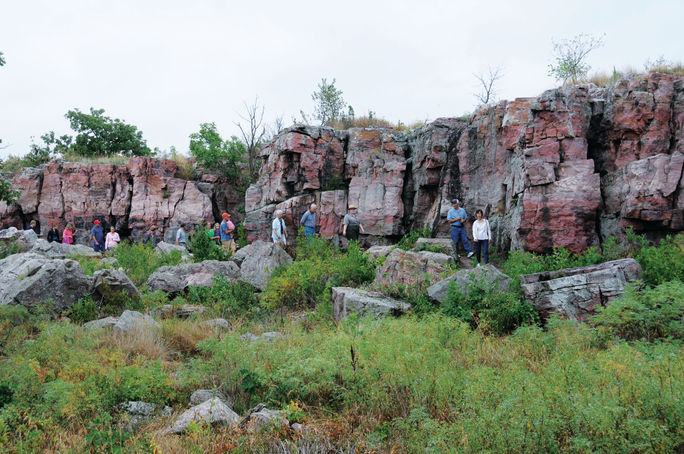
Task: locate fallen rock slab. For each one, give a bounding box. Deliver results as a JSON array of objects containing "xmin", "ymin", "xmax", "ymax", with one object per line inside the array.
[
  {"xmin": 146, "ymin": 260, "xmax": 239, "ymax": 293},
  {"xmin": 0, "ymin": 227, "xmax": 38, "ymax": 250},
  {"xmin": 92, "ymin": 268, "xmax": 141, "ymax": 301},
  {"xmin": 413, "ymin": 238, "xmax": 456, "ymax": 257},
  {"xmin": 0, "ymin": 252, "xmax": 91, "ymax": 312},
  {"xmin": 374, "ymin": 248, "xmax": 447, "ymax": 287},
  {"xmin": 83, "ymin": 316, "xmax": 118, "ymax": 330},
  {"xmin": 231, "ymin": 240, "xmax": 293, "ymax": 290},
  {"xmin": 427, "ymin": 265, "xmax": 512, "ymax": 304},
  {"xmin": 30, "ymin": 239, "xmax": 100, "ymax": 258},
  {"xmin": 155, "ymin": 304, "xmax": 206, "ymax": 319},
  {"xmin": 202, "ymin": 318, "xmax": 230, "ymax": 331},
  {"xmin": 190, "ymin": 389, "xmax": 229, "ymax": 406},
  {"xmin": 520, "ymin": 258, "xmax": 643, "ymax": 321},
  {"xmin": 166, "ymin": 397, "xmax": 240, "ymax": 434},
  {"xmin": 239, "ymin": 404, "xmax": 289, "ymax": 432},
  {"xmin": 366, "ymin": 245, "xmax": 395, "ymax": 261},
  {"xmin": 156, "ymin": 241, "xmax": 191, "ymax": 257},
  {"xmin": 113, "ymin": 310, "xmax": 161, "ymax": 334},
  {"xmin": 332, "ymin": 287, "xmax": 411, "ymax": 322}
]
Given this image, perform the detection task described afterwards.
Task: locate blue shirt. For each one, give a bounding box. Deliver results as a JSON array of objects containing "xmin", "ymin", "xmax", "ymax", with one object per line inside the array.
[
  {"xmin": 91, "ymin": 225, "xmax": 104, "ymax": 243},
  {"xmin": 176, "ymin": 228, "xmax": 187, "ymax": 244},
  {"xmin": 220, "ymin": 220, "xmax": 231, "ymax": 241},
  {"xmin": 447, "ymin": 207, "xmax": 467, "ymax": 227},
  {"xmin": 300, "ymin": 210, "xmax": 316, "ymax": 228}
]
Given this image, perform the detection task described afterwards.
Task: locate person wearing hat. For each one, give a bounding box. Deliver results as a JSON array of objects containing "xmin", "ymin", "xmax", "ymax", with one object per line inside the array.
[
  {"xmin": 447, "ymin": 198, "xmax": 473, "ymax": 258},
  {"xmin": 300, "ymin": 203, "xmax": 318, "ymax": 239},
  {"xmin": 91, "ymin": 220, "xmax": 105, "ymax": 252},
  {"xmin": 343, "ymin": 204, "xmax": 365, "ymax": 242},
  {"xmin": 220, "ymin": 213, "xmax": 236, "ymax": 254}
]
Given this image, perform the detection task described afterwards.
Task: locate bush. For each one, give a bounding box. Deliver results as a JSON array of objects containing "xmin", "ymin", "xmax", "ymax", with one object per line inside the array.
[
  {"xmin": 112, "ymin": 241, "xmax": 183, "ymax": 287},
  {"xmin": 0, "ymin": 239, "xmax": 24, "ymax": 259},
  {"xmin": 188, "ymin": 224, "xmax": 231, "ymax": 262},
  {"xmin": 396, "ymin": 228, "xmax": 431, "ymax": 251},
  {"xmin": 591, "ymin": 281, "xmax": 684, "ymax": 342},
  {"xmin": 630, "ymin": 234, "xmax": 684, "ymax": 286},
  {"xmin": 64, "ymin": 295, "xmax": 98, "ymax": 324},
  {"xmin": 442, "ymin": 276, "xmax": 538, "ymax": 335},
  {"xmin": 187, "ymin": 278, "xmax": 259, "ymax": 319}
]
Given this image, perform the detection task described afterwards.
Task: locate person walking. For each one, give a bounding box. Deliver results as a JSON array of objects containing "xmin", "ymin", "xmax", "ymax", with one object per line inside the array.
[
  {"xmin": 47, "ymin": 223, "xmax": 61, "ymax": 243},
  {"xmin": 105, "ymin": 226, "xmax": 121, "ymax": 251},
  {"xmin": 220, "ymin": 213, "xmax": 236, "ymax": 254},
  {"xmin": 91, "ymin": 220, "xmax": 105, "ymax": 252},
  {"xmin": 342, "ymin": 204, "xmax": 365, "ymax": 242},
  {"xmin": 271, "ymin": 210, "xmax": 287, "ymax": 246},
  {"xmin": 300, "ymin": 203, "xmax": 317, "ymax": 239},
  {"xmin": 62, "ymin": 223, "xmax": 75, "ymax": 245},
  {"xmin": 447, "ymin": 199, "xmax": 473, "ymax": 258},
  {"xmin": 472, "ymin": 209, "xmax": 492, "ymax": 266},
  {"xmin": 175, "ymin": 224, "xmax": 188, "ymax": 249},
  {"xmin": 143, "ymin": 225, "xmax": 160, "ymax": 247}
]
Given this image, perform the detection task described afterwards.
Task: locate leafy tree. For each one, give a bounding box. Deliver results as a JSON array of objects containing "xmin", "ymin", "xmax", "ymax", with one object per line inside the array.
[
  {"xmin": 0, "ymin": 178, "xmax": 19, "ymax": 205},
  {"xmin": 189, "ymin": 122, "xmax": 246, "ymax": 180},
  {"xmin": 548, "ymin": 33, "xmax": 605, "ymax": 85},
  {"xmin": 311, "ymin": 78, "xmax": 346, "ymax": 125}
]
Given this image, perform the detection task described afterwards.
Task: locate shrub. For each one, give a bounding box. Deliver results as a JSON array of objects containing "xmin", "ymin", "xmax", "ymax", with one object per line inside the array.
[
  {"xmin": 112, "ymin": 241, "xmax": 183, "ymax": 286},
  {"xmin": 188, "ymin": 224, "xmax": 230, "ymax": 262},
  {"xmin": 187, "ymin": 278, "xmax": 259, "ymax": 319},
  {"xmin": 630, "ymin": 234, "xmax": 684, "ymax": 286},
  {"xmin": 65, "ymin": 295, "xmax": 98, "ymax": 324},
  {"xmin": 396, "ymin": 228, "xmax": 431, "ymax": 251},
  {"xmin": 591, "ymin": 281, "xmax": 684, "ymax": 342},
  {"xmin": 442, "ymin": 276, "xmax": 538, "ymax": 335},
  {"xmin": 0, "ymin": 239, "xmax": 24, "ymax": 259}
]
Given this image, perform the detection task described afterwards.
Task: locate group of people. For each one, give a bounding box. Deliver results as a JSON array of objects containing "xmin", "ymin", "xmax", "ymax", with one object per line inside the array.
[
  {"xmin": 26, "ymin": 219, "xmax": 120, "ymax": 252},
  {"xmin": 270, "ymin": 203, "xmax": 365, "ymax": 246},
  {"xmin": 447, "ymin": 198, "xmax": 492, "ymax": 265},
  {"xmin": 204, "ymin": 212, "xmax": 237, "ymax": 254}
]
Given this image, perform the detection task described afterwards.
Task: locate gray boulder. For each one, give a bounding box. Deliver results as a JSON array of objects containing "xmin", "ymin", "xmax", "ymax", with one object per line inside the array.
[
  {"xmin": 413, "ymin": 238, "xmax": 456, "ymax": 257},
  {"xmin": 0, "ymin": 227, "xmax": 38, "ymax": 250},
  {"xmin": 113, "ymin": 310, "xmax": 161, "ymax": 334},
  {"xmin": 166, "ymin": 397, "xmax": 240, "ymax": 434},
  {"xmin": 332, "ymin": 287, "xmax": 411, "ymax": 322},
  {"xmin": 417, "ymin": 250, "xmax": 454, "ymax": 266},
  {"xmin": 202, "ymin": 318, "xmax": 231, "ymax": 331},
  {"xmin": 83, "ymin": 316, "xmax": 118, "ymax": 330},
  {"xmin": 92, "ymin": 268, "xmax": 141, "ymax": 301},
  {"xmin": 427, "ymin": 265, "xmax": 512, "ymax": 304},
  {"xmin": 30, "ymin": 239, "xmax": 100, "ymax": 259},
  {"xmin": 520, "ymin": 258, "xmax": 643, "ymax": 321},
  {"xmin": 0, "ymin": 252, "xmax": 91, "ymax": 312},
  {"xmin": 156, "ymin": 304, "xmax": 206, "ymax": 319},
  {"xmin": 366, "ymin": 245, "xmax": 395, "ymax": 261},
  {"xmin": 239, "ymin": 404, "xmax": 288, "ymax": 433},
  {"xmin": 156, "ymin": 241, "xmax": 191, "ymax": 258},
  {"xmin": 232, "ymin": 240, "xmax": 293, "ymax": 290},
  {"xmin": 190, "ymin": 389, "xmax": 228, "ymax": 406},
  {"xmin": 146, "ymin": 260, "xmax": 239, "ymax": 293},
  {"xmin": 374, "ymin": 248, "xmax": 447, "ymax": 287},
  {"xmin": 240, "ymin": 331, "xmax": 284, "ymax": 342},
  {"xmin": 117, "ymin": 401, "xmax": 172, "ymax": 431}
]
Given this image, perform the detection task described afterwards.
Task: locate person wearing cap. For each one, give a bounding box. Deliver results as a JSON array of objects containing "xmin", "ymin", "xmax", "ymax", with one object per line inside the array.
[
  {"xmin": 300, "ymin": 203, "xmax": 317, "ymax": 239},
  {"xmin": 143, "ymin": 225, "xmax": 160, "ymax": 247},
  {"xmin": 447, "ymin": 199, "xmax": 473, "ymax": 258},
  {"xmin": 343, "ymin": 205, "xmax": 365, "ymax": 242},
  {"xmin": 220, "ymin": 213, "xmax": 236, "ymax": 254},
  {"xmin": 272, "ymin": 210, "xmax": 287, "ymax": 246},
  {"xmin": 91, "ymin": 220, "xmax": 105, "ymax": 252},
  {"xmin": 175, "ymin": 224, "xmax": 188, "ymax": 248}
]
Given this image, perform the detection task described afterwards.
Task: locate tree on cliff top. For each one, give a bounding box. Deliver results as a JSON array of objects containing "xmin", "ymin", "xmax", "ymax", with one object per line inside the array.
[
  {"xmin": 235, "ymin": 97, "xmax": 266, "ymax": 180},
  {"xmin": 189, "ymin": 122, "xmax": 246, "ymax": 181},
  {"xmin": 32, "ymin": 108, "xmax": 152, "ymax": 160},
  {"xmin": 474, "ymin": 66, "xmax": 503, "ymax": 105},
  {"xmin": 548, "ymin": 33, "xmax": 605, "ymax": 85},
  {"xmin": 311, "ymin": 78, "xmax": 346, "ymax": 126}
]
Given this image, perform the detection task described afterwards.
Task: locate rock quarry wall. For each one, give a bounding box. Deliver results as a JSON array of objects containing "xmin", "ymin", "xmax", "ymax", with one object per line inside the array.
[
  {"xmin": 0, "ymin": 157, "xmax": 243, "ymax": 242},
  {"xmin": 245, "ymin": 73, "xmax": 684, "ymax": 253}
]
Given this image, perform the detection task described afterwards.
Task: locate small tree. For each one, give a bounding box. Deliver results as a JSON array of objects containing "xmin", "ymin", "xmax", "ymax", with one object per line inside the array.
[
  {"xmin": 0, "ymin": 51, "xmax": 5, "ymax": 67},
  {"xmin": 189, "ymin": 122, "xmax": 246, "ymax": 180},
  {"xmin": 235, "ymin": 97, "xmax": 266, "ymax": 180},
  {"xmin": 311, "ymin": 78, "xmax": 346, "ymax": 126},
  {"xmin": 548, "ymin": 33, "xmax": 605, "ymax": 85},
  {"xmin": 0, "ymin": 178, "xmax": 19, "ymax": 205},
  {"xmin": 473, "ymin": 66, "xmax": 503, "ymax": 105}
]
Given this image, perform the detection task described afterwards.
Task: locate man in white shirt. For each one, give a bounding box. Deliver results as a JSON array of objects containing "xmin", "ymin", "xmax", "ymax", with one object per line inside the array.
[{"xmin": 271, "ymin": 210, "xmax": 287, "ymax": 246}]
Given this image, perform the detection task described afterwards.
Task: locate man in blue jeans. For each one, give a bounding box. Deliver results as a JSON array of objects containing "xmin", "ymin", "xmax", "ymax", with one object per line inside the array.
[
  {"xmin": 447, "ymin": 198, "xmax": 473, "ymax": 258},
  {"xmin": 300, "ymin": 203, "xmax": 317, "ymax": 238}
]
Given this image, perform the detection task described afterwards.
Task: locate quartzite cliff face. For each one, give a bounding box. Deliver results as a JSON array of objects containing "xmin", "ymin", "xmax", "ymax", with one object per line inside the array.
[{"xmin": 245, "ymin": 73, "xmax": 683, "ymax": 253}]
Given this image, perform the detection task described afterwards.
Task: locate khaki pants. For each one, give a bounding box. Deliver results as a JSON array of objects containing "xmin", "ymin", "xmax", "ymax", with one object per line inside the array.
[{"xmin": 222, "ymin": 239, "xmax": 236, "ymax": 254}]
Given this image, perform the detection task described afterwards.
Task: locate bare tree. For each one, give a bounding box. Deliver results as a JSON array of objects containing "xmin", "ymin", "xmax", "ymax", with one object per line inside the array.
[
  {"xmin": 474, "ymin": 66, "xmax": 503, "ymax": 105},
  {"xmin": 235, "ymin": 97, "xmax": 266, "ymax": 179}
]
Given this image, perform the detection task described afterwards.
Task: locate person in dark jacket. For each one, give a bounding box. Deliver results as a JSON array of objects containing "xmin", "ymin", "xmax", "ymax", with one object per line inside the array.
[
  {"xmin": 143, "ymin": 225, "xmax": 160, "ymax": 247},
  {"xmin": 91, "ymin": 220, "xmax": 105, "ymax": 252},
  {"xmin": 47, "ymin": 223, "xmax": 61, "ymax": 243}
]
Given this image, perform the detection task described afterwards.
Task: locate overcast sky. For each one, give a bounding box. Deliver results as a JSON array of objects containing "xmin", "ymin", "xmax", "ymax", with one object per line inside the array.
[{"xmin": 1, "ymin": 0, "xmax": 682, "ymax": 159}]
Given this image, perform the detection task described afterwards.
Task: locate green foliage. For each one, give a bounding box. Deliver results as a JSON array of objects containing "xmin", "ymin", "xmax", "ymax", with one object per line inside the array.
[
  {"xmin": 416, "ymin": 244, "xmax": 446, "ymax": 254},
  {"xmin": 64, "ymin": 295, "xmax": 98, "ymax": 324},
  {"xmin": 311, "ymin": 77, "xmax": 346, "ymax": 126},
  {"xmin": 442, "ymin": 276, "xmax": 538, "ymax": 335},
  {"xmin": 0, "ymin": 51, "xmax": 5, "ymax": 66},
  {"xmin": 236, "ymin": 223, "xmax": 248, "ymax": 248},
  {"xmin": 396, "ymin": 228, "xmax": 431, "ymax": 251},
  {"xmin": 591, "ymin": 281, "xmax": 684, "ymax": 342},
  {"xmin": 630, "ymin": 234, "xmax": 684, "ymax": 286},
  {"xmin": 0, "ymin": 239, "xmax": 24, "ymax": 259},
  {"xmin": 0, "ymin": 178, "xmax": 19, "ymax": 205},
  {"xmin": 71, "ymin": 254, "xmax": 108, "ymax": 276},
  {"xmin": 189, "ymin": 122, "xmax": 246, "ymax": 179},
  {"xmin": 187, "ymin": 278, "xmax": 259, "ymax": 319},
  {"xmin": 188, "ymin": 224, "xmax": 230, "ymax": 262},
  {"xmin": 548, "ymin": 33, "xmax": 605, "ymax": 84},
  {"xmin": 112, "ymin": 241, "xmax": 183, "ymax": 287},
  {"xmin": 377, "ymin": 281, "xmax": 437, "ymax": 316},
  {"xmin": 86, "ymin": 412, "xmax": 130, "ymax": 453}
]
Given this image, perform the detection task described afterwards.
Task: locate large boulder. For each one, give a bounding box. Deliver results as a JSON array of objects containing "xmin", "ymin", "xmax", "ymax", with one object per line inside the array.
[
  {"xmin": 92, "ymin": 268, "xmax": 141, "ymax": 301},
  {"xmin": 239, "ymin": 404, "xmax": 289, "ymax": 433},
  {"xmin": 366, "ymin": 245, "xmax": 395, "ymax": 261},
  {"xmin": 520, "ymin": 258, "xmax": 643, "ymax": 321},
  {"xmin": 413, "ymin": 238, "xmax": 456, "ymax": 257},
  {"xmin": 427, "ymin": 265, "xmax": 512, "ymax": 304},
  {"xmin": 0, "ymin": 253, "xmax": 91, "ymax": 312},
  {"xmin": 374, "ymin": 248, "xmax": 448, "ymax": 287},
  {"xmin": 30, "ymin": 239, "xmax": 100, "ymax": 259},
  {"xmin": 155, "ymin": 241, "xmax": 191, "ymax": 257},
  {"xmin": 113, "ymin": 310, "xmax": 161, "ymax": 334},
  {"xmin": 146, "ymin": 260, "xmax": 239, "ymax": 293},
  {"xmin": 332, "ymin": 287, "xmax": 411, "ymax": 322},
  {"xmin": 0, "ymin": 227, "xmax": 38, "ymax": 250},
  {"xmin": 166, "ymin": 397, "xmax": 240, "ymax": 434},
  {"xmin": 231, "ymin": 240, "xmax": 293, "ymax": 290},
  {"xmin": 190, "ymin": 389, "xmax": 228, "ymax": 406}
]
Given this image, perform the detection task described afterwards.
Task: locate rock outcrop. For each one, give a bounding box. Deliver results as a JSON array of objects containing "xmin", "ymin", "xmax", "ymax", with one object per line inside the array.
[
  {"xmin": 374, "ymin": 248, "xmax": 450, "ymax": 287},
  {"xmin": 332, "ymin": 287, "xmax": 411, "ymax": 322},
  {"xmin": 230, "ymin": 240, "xmax": 293, "ymax": 290},
  {"xmin": 427, "ymin": 265, "xmax": 512, "ymax": 304},
  {"xmin": 166, "ymin": 397, "xmax": 239, "ymax": 434},
  {"xmin": 520, "ymin": 258, "xmax": 643, "ymax": 321},
  {"xmin": 244, "ymin": 73, "xmax": 684, "ymax": 253},
  {"xmin": 92, "ymin": 268, "xmax": 141, "ymax": 301},
  {"xmin": 146, "ymin": 260, "xmax": 239, "ymax": 293}
]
